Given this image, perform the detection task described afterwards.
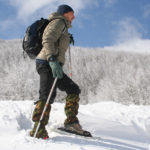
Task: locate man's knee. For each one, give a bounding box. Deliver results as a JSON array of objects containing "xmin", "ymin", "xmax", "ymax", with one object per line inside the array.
[
  {"xmin": 74, "ymin": 85, "xmax": 81, "ymax": 95},
  {"xmin": 69, "ymin": 84, "xmax": 81, "ymax": 95}
]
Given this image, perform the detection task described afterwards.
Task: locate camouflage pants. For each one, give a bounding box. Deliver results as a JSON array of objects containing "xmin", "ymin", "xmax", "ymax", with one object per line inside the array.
[
  {"xmin": 30, "ymin": 121, "xmax": 49, "ymax": 138},
  {"xmin": 32, "ymin": 94, "xmax": 79, "ymax": 126},
  {"xmin": 32, "ymin": 100, "xmax": 51, "ymax": 125},
  {"xmin": 64, "ymin": 94, "xmax": 79, "ymax": 125}
]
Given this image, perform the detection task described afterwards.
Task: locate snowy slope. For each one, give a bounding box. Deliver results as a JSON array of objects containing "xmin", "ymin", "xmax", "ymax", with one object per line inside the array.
[
  {"xmin": 0, "ymin": 101, "xmax": 150, "ymax": 150},
  {"xmin": 1, "ymin": 39, "xmax": 150, "ymax": 105}
]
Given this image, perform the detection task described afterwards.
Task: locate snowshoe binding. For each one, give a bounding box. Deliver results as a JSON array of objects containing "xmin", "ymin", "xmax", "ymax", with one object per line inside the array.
[{"xmin": 58, "ymin": 123, "xmax": 92, "ymax": 137}]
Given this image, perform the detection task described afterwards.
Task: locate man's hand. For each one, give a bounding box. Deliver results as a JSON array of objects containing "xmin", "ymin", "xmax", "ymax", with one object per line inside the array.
[{"xmin": 49, "ymin": 61, "xmax": 63, "ymax": 79}]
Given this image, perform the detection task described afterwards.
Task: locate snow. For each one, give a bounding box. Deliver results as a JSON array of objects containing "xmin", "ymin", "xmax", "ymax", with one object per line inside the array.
[
  {"xmin": 1, "ymin": 39, "xmax": 150, "ymax": 105},
  {"xmin": 0, "ymin": 101, "xmax": 150, "ymax": 150}
]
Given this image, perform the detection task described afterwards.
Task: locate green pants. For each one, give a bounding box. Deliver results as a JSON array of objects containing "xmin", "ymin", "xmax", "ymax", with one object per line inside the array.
[
  {"xmin": 32, "ymin": 94, "xmax": 80, "ymax": 126},
  {"xmin": 32, "ymin": 100, "xmax": 51, "ymax": 125}
]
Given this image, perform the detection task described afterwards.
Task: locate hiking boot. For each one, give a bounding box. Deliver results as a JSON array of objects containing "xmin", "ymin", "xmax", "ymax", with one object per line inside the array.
[
  {"xmin": 64, "ymin": 123, "xmax": 92, "ymax": 137},
  {"xmin": 29, "ymin": 121, "xmax": 49, "ymax": 139},
  {"xmin": 65, "ymin": 122, "xmax": 83, "ymax": 133}
]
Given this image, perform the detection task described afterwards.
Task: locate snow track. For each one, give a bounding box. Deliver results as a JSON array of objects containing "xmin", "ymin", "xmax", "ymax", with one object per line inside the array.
[{"xmin": 0, "ymin": 101, "xmax": 150, "ymax": 150}]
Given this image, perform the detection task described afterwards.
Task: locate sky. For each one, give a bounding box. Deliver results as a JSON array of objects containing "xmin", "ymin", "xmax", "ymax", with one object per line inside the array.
[{"xmin": 0, "ymin": 0, "xmax": 150, "ymax": 47}]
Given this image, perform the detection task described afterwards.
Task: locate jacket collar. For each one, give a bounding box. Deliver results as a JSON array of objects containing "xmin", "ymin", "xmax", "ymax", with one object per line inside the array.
[{"xmin": 48, "ymin": 12, "xmax": 72, "ymax": 28}]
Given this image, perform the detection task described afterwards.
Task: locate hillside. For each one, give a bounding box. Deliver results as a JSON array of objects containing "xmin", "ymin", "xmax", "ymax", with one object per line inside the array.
[{"xmin": 1, "ymin": 39, "xmax": 150, "ymax": 105}]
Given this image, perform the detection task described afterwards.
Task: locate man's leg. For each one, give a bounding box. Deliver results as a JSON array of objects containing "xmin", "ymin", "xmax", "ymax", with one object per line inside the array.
[
  {"xmin": 30, "ymin": 63, "xmax": 56, "ymax": 139},
  {"xmin": 30, "ymin": 100, "xmax": 51, "ymax": 138},
  {"xmin": 38, "ymin": 63, "xmax": 57, "ymax": 104},
  {"xmin": 57, "ymin": 73, "xmax": 91, "ymax": 136},
  {"xmin": 64, "ymin": 94, "xmax": 80, "ymax": 125},
  {"xmin": 57, "ymin": 73, "xmax": 81, "ymax": 125}
]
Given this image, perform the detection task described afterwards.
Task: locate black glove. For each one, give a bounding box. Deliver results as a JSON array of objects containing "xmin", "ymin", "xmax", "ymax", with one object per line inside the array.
[{"xmin": 69, "ymin": 33, "xmax": 74, "ymax": 45}]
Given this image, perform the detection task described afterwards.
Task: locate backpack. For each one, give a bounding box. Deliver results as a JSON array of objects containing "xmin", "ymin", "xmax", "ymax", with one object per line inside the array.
[{"xmin": 22, "ymin": 18, "xmax": 49, "ymax": 59}]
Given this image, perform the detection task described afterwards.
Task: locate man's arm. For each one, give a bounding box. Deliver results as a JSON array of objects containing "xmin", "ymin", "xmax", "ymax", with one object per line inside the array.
[{"xmin": 42, "ymin": 19, "xmax": 65, "ymax": 60}]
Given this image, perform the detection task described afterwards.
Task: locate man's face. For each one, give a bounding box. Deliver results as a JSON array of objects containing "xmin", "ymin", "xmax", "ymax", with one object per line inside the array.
[{"xmin": 63, "ymin": 11, "xmax": 75, "ymax": 23}]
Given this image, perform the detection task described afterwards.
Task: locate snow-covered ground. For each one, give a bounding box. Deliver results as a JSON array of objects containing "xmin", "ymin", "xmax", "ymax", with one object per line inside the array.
[{"xmin": 0, "ymin": 101, "xmax": 150, "ymax": 150}]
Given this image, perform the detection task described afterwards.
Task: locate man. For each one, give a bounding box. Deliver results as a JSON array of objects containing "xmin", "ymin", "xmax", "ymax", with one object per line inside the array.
[{"xmin": 30, "ymin": 4, "xmax": 91, "ymax": 139}]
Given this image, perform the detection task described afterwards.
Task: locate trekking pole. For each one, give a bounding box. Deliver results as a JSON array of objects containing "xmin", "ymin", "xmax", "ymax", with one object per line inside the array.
[
  {"xmin": 68, "ymin": 46, "xmax": 72, "ymax": 78},
  {"xmin": 33, "ymin": 77, "xmax": 58, "ymax": 139}
]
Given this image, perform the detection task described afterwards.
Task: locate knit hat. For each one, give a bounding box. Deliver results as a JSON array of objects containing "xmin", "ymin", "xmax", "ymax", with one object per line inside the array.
[{"xmin": 57, "ymin": 4, "xmax": 74, "ymax": 15}]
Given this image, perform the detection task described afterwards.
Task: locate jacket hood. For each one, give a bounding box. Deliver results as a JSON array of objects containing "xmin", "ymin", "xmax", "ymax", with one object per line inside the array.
[{"xmin": 48, "ymin": 12, "xmax": 72, "ymax": 28}]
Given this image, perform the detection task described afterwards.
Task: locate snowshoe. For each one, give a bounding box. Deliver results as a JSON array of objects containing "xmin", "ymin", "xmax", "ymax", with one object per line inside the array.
[{"xmin": 58, "ymin": 123, "xmax": 92, "ymax": 137}]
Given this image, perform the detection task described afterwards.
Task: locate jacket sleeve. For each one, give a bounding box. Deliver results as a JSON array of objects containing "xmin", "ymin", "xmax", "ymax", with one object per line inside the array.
[{"xmin": 42, "ymin": 19, "xmax": 65, "ymax": 60}]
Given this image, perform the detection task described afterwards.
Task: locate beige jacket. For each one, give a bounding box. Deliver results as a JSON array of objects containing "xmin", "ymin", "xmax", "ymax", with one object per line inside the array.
[{"xmin": 36, "ymin": 12, "xmax": 71, "ymax": 64}]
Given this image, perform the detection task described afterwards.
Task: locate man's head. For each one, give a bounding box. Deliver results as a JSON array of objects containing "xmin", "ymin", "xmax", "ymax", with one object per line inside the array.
[{"xmin": 57, "ymin": 4, "xmax": 75, "ymax": 23}]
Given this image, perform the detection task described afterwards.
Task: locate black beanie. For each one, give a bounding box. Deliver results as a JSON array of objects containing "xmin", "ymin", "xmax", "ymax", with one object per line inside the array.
[{"xmin": 57, "ymin": 4, "xmax": 74, "ymax": 15}]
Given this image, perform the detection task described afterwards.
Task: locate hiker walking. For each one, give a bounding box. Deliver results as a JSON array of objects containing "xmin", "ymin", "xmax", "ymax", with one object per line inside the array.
[{"xmin": 30, "ymin": 4, "xmax": 91, "ymax": 139}]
